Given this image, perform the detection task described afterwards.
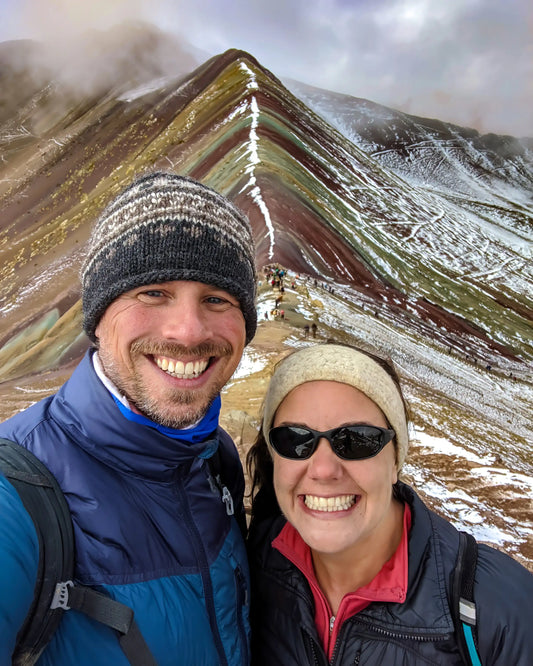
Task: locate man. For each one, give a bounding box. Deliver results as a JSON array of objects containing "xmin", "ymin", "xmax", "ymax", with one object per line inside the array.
[{"xmin": 0, "ymin": 172, "xmax": 256, "ymax": 665}]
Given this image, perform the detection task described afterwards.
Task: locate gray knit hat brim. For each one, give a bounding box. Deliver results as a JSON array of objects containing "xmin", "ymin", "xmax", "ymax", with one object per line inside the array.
[{"xmin": 84, "ymin": 267, "xmax": 256, "ymax": 344}]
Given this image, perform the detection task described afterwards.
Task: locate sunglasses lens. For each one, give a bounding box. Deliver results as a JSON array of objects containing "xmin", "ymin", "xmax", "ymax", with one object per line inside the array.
[
  {"xmin": 269, "ymin": 426, "xmax": 315, "ymax": 459},
  {"xmin": 332, "ymin": 426, "xmax": 392, "ymax": 460}
]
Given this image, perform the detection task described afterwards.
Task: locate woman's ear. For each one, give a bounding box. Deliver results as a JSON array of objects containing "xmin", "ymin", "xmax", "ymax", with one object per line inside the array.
[{"xmin": 391, "ymin": 445, "xmax": 399, "ymax": 485}]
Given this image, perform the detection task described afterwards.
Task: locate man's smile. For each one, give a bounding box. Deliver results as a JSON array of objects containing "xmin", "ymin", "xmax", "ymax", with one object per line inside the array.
[{"xmin": 155, "ymin": 355, "xmax": 210, "ymax": 379}]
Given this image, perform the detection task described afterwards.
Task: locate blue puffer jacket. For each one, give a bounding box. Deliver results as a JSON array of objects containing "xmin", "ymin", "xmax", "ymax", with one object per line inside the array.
[
  {"xmin": 248, "ymin": 482, "xmax": 533, "ymax": 665},
  {"xmin": 0, "ymin": 350, "xmax": 250, "ymax": 666}
]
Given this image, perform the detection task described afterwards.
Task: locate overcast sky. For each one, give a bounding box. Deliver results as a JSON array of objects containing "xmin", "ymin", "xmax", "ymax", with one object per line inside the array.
[{"xmin": 1, "ymin": 0, "xmax": 531, "ymax": 136}]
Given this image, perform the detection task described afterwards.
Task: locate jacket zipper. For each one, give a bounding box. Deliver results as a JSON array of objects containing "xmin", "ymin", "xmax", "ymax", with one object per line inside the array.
[
  {"xmin": 234, "ymin": 565, "xmax": 249, "ymax": 666},
  {"xmin": 355, "ymin": 620, "xmax": 453, "ymax": 642},
  {"xmin": 303, "ymin": 628, "xmax": 328, "ymax": 666},
  {"xmin": 175, "ymin": 466, "xmax": 229, "ymax": 666},
  {"xmin": 328, "ymin": 619, "xmax": 451, "ymax": 665}
]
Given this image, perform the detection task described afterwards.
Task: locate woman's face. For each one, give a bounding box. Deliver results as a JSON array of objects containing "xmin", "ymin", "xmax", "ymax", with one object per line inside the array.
[{"xmin": 272, "ymin": 380, "xmax": 399, "ymax": 559}]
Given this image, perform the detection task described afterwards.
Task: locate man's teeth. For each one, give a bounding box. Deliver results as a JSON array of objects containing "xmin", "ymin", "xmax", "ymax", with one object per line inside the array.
[
  {"xmin": 304, "ymin": 495, "xmax": 356, "ymax": 512},
  {"xmin": 155, "ymin": 357, "xmax": 208, "ymax": 378}
]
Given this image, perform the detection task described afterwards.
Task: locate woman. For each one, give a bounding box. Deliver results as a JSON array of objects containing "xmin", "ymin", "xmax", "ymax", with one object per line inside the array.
[{"xmin": 247, "ymin": 343, "xmax": 533, "ymax": 665}]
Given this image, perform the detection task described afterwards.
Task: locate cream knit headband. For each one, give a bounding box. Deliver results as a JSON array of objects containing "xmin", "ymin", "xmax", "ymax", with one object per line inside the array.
[{"xmin": 262, "ymin": 344, "xmax": 409, "ymax": 470}]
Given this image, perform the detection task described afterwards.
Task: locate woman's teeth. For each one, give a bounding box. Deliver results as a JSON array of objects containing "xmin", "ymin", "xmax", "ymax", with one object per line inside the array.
[
  {"xmin": 304, "ymin": 494, "xmax": 356, "ymax": 512},
  {"xmin": 155, "ymin": 357, "xmax": 208, "ymax": 378}
]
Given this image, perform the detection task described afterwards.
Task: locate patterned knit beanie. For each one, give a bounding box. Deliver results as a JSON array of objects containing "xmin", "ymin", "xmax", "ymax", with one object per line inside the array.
[{"xmin": 81, "ymin": 172, "xmax": 257, "ymax": 344}]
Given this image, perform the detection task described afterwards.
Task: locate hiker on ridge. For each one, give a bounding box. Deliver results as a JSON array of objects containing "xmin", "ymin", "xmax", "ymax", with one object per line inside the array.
[
  {"xmin": 0, "ymin": 172, "xmax": 256, "ymax": 665},
  {"xmin": 246, "ymin": 342, "xmax": 533, "ymax": 665}
]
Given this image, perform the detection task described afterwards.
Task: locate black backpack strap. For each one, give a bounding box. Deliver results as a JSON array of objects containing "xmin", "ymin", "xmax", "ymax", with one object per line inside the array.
[
  {"xmin": 0, "ymin": 439, "xmax": 158, "ymax": 666},
  {"xmin": 51, "ymin": 583, "xmax": 158, "ymax": 666},
  {"xmin": 0, "ymin": 438, "xmax": 74, "ymax": 664},
  {"xmin": 451, "ymin": 531, "xmax": 482, "ymax": 666}
]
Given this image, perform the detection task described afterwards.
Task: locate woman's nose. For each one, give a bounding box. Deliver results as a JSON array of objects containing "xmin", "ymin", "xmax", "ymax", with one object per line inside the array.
[{"xmin": 307, "ymin": 438, "xmax": 343, "ymax": 480}]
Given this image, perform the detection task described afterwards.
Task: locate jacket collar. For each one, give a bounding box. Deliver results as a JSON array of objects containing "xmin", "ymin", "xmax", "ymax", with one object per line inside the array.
[
  {"xmin": 49, "ymin": 349, "xmax": 221, "ymax": 481},
  {"xmin": 353, "ymin": 481, "xmax": 456, "ymax": 635}
]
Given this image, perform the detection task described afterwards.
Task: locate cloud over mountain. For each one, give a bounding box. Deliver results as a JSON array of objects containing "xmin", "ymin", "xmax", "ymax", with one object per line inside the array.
[{"xmin": 1, "ymin": 0, "xmax": 531, "ymax": 136}]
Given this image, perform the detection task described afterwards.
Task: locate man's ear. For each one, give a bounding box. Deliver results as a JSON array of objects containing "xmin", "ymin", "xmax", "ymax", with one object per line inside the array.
[{"xmin": 93, "ymin": 323, "xmax": 101, "ymax": 348}]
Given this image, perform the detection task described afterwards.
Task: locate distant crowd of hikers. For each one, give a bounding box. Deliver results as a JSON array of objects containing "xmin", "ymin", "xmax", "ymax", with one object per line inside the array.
[{"xmin": 262, "ymin": 264, "xmax": 320, "ymax": 336}]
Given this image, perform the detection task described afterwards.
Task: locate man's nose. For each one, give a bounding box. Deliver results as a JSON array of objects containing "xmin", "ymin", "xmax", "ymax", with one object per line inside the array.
[{"xmin": 159, "ymin": 298, "xmax": 211, "ymax": 346}]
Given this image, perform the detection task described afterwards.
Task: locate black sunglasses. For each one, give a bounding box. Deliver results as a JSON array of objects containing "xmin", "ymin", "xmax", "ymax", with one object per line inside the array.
[{"xmin": 268, "ymin": 424, "xmax": 395, "ymax": 461}]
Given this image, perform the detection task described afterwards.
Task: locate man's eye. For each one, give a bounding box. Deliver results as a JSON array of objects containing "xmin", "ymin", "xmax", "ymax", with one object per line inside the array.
[
  {"xmin": 205, "ymin": 295, "xmax": 237, "ymax": 309},
  {"xmin": 137, "ymin": 290, "xmax": 165, "ymax": 301}
]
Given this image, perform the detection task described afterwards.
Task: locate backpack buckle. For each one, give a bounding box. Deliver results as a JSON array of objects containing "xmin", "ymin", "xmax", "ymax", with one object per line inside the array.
[
  {"xmin": 50, "ymin": 580, "xmax": 74, "ymax": 610},
  {"xmin": 459, "ymin": 597, "xmax": 477, "ymax": 625}
]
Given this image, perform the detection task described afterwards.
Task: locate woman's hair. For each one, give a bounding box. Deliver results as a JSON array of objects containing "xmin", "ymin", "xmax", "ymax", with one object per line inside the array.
[{"xmin": 246, "ymin": 341, "xmax": 408, "ymax": 507}]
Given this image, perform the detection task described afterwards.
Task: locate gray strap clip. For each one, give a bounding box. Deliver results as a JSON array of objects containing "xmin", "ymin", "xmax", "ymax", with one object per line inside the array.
[{"xmin": 50, "ymin": 580, "xmax": 74, "ymax": 610}]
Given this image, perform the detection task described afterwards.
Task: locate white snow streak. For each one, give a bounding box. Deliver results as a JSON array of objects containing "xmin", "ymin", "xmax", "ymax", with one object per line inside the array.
[{"xmin": 237, "ymin": 62, "xmax": 275, "ymax": 259}]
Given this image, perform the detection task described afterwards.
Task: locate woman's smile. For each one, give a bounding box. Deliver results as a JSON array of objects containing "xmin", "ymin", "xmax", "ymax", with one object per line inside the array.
[{"xmin": 303, "ymin": 494, "xmax": 358, "ymax": 512}]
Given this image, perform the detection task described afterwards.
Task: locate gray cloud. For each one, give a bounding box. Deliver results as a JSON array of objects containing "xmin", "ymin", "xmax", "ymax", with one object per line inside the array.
[{"xmin": 1, "ymin": 0, "xmax": 531, "ymax": 136}]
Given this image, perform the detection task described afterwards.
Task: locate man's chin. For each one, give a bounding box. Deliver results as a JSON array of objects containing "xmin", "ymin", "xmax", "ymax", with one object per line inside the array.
[
  {"xmin": 155, "ymin": 410, "xmax": 207, "ymax": 430},
  {"xmin": 134, "ymin": 394, "xmax": 215, "ymax": 429}
]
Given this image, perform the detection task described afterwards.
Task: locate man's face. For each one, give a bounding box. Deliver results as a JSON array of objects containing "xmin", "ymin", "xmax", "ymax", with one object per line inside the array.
[{"xmin": 95, "ymin": 280, "xmax": 247, "ymax": 428}]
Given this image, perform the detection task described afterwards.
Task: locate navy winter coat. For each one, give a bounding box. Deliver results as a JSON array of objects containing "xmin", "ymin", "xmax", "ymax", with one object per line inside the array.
[
  {"xmin": 248, "ymin": 482, "xmax": 533, "ymax": 665},
  {"xmin": 0, "ymin": 350, "xmax": 250, "ymax": 665}
]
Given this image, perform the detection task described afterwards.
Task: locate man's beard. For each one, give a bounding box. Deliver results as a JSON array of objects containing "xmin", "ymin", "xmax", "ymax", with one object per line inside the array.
[
  {"xmin": 127, "ymin": 383, "xmax": 219, "ymax": 429},
  {"xmin": 98, "ymin": 339, "xmax": 233, "ymax": 429}
]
